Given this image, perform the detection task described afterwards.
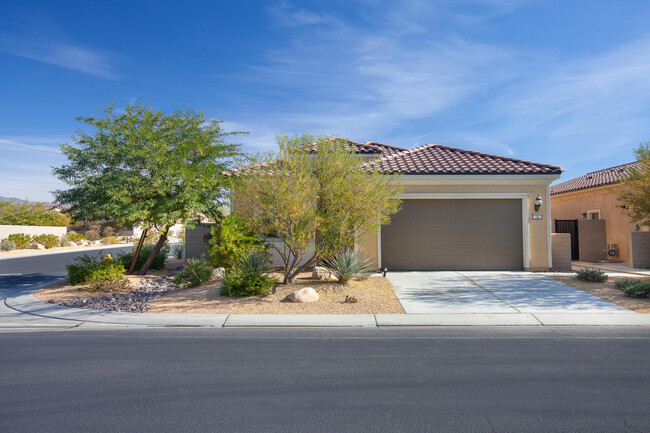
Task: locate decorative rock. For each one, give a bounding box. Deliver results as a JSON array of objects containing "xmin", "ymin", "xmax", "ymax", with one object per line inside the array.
[
  {"xmin": 67, "ymin": 241, "xmax": 78, "ymax": 247},
  {"xmin": 311, "ymin": 266, "xmax": 334, "ymax": 280},
  {"xmin": 287, "ymin": 287, "xmax": 319, "ymax": 303},
  {"xmin": 80, "ymin": 239, "xmax": 89, "ymax": 246},
  {"xmin": 94, "ymin": 240, "xmax": 102, "ymax": 245},
  {"xmin": 214, "ymin": 267, "xmax": 225, "ymax": 278},
  {"xmin": 30, "ymin": 243, "xmax": 46, "ymax": 250},
  {"xmin": 48, "ymin": 275, "xmax": 175, "ymax": 313}
]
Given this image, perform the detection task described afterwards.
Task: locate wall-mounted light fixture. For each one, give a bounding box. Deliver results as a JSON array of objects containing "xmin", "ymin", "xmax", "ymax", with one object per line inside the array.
[
  {"xmin": 581, "ymin": 213, "xmax": 587, "ymax": 219},
  {"xmin": 534, "ymin": 195, "xmax": 543, "ymax": 212},
  {"xmin": 633, "ymin": 224, "xmax": 641, "ymax": 232}
]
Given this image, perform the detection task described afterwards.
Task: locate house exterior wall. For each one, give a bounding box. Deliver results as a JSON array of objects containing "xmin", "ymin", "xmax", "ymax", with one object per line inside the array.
[
  {"xmin": 550, "ymin": 185, "xmax": 648, "ymax": 262},
  {"xmin": 229, "ymin": 175, "xmax": 557, "ymax": 271}
]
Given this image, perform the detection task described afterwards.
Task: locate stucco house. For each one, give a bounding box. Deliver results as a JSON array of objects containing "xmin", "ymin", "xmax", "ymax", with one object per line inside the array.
[
  {"xmin": 550, "ymin": 162, "xmax": 648, "ymax": 264},
  {"xmin": 224, "ymin": 140, "xmax": 563, "ymax": 272}
]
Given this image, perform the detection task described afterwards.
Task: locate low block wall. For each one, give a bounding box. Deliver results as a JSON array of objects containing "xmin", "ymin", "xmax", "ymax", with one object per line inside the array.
[
  {"xmin": 578, "ymin": 219, "xmax": 606, "ymax": 262},
  {"xmin": 631, "ymin": 231, "xmax": 650, "ymax": 269},
  {"xmin": 0, "ymin": 225, "xmax": 67, "ymax": 240},
  {"xmin": 551, "ymin": 233, "xmax": 572, "ymax": 271},
  {"xmin": 185, "ymin": 223, "xmax": 215, "ymax": 259},
  {"xmin": 265, "ymin": 239, "xmax": 315, "ymax": 268}
]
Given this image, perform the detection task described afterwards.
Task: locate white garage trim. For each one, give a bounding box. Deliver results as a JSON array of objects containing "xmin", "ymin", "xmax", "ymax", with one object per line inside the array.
[{"xmin": 378, "ymin": 193, "xmax": 531, "ymax": 269}]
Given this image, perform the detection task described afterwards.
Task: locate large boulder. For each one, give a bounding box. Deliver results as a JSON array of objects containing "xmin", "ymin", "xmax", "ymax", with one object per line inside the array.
[
  {"xmin": 214, "ymin": 267, "xmax": 225, "ymax": 278},
  {"xmin": 287, "ymin": 287, "xmax": 319, "ymax": 303},
  {"xmin": 67, "ymin": 241, "xmax": 78, "ymax": 247},
  {"xmin": 80, "ymin": 239, "xmax": 89, "ymax": 246},
  {"xmin": 30, "ymin": 243, "xmax": 46, "ymax": 250},
  {"xmin": 311, "ymin": 266, "xmax": 334, "ymax": 280}
]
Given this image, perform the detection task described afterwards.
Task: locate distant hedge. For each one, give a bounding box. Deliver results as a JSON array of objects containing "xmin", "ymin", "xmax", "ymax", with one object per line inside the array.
[{"xmin": 0, "ymin": 201, "xmax": 70, "ymax": 227}]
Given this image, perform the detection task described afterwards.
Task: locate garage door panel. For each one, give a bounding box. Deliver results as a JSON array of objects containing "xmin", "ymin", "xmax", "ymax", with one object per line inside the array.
[{"xmin": 381, "ymin": 199, "xmax": 523, "ymax": 271}]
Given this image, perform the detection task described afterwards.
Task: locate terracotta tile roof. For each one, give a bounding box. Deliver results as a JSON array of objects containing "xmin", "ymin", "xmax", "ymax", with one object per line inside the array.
[
  {"xmin": 366, "ymin": 144, "xmax": 563, "ymax": 175},
  {"xmin": 306, "ymin": 139, "xmax": 407, "ymax": 155},
  {"xmin": 550, "ymin": 162, "xmax": 639, "ymax": 195}
]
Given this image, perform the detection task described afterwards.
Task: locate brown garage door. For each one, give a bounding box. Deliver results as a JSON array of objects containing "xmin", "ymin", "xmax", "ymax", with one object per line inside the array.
[{"xmin": 381, "ymin": 199, "xmax": 523, "ymax": 271}]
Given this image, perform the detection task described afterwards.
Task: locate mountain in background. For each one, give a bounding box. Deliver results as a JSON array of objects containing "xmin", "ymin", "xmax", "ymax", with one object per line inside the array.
[{"xmin": 0, "ymin": 196, "xmax": 55, "ymax": 206}]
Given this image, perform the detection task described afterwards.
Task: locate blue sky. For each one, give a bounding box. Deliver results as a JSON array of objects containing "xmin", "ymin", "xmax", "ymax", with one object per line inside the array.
[{"xmin": 2, "ymin": 0, "xmax": 650, "ymax": 201}]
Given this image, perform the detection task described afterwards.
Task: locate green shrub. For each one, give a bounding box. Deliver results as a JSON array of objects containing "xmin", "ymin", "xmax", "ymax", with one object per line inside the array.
[
  {"xmin": 7, "ymin": 233, "xmax": 32, "ymax": 249},
  {"xmin": 101, "ymin": 236, "xmax": 121, "ymax": 244},
  {"xmin": 84, "ymin": 277, "xmax": 131, "ymax": 293},
  {"xmin": 221, "ymin": 268, "xmax": 277, "ymax": 298},
  {"xmin": 575, "ymin": 268, "xmax": 608, "ymax": 283},
  {"xmin": 32, "ymin": 234, "xmax": 59, "ymax": 249},
  {"xmin": 241, "ymin": 250, "xmax": 270, "ymax": 274},
  {"xmin": 614, "ymin": 280, "xmax": 635, "ymax": 290},
  {"xmin": 66, "ymin": 232, "xmax": 85, "ymax": 243},
  {"xmin": 620, "ymin": 281, "xmax": 650, "ymax": 298},
  {"xmin": 118, "ymin": 244, "xmax": 169, "ymax": 271},
  {"xmin": 102, "ymin": 226, "xmax": 116, "ymax": 237},
  {"xmin": 174, "ymin": 258, "xmax": 213, "ymax": 288},
  {"xmin": 1, "ymin": 239, "xmax": 16, "ymax": 251},
  {"xmin": 322, "ymin": 248, "xmax": 374, "ymax": 284},
  {"xmin": 208, "ymin": 215, "xmax": 262, "ymax": 270},
  {"xmin": 172, "ymin": 244, "xmax": 185, "ymax": 259},
  {"xmin": 66, "ymin": 253, "xmax": 126, "ymax": 285},
  {"xmin": 85, "ymin": 229, "xmax": 100, "ymax": 241}
]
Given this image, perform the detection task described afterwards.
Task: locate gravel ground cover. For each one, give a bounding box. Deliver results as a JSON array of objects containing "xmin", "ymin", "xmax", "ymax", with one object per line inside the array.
[
  {"xmin": 47, "ymin": 276, "xmax": 175, "ymax": 312},
  {"xmin": 35, "ymin": 265, "xmax": 404, "ymax": 314},
  {"xmin": 551, "ymin": 275, "xmax": 650, "ymax": 313},
  {"xmin": 147, "ymin": 271, "xmax": 404, "ymax": 314}
]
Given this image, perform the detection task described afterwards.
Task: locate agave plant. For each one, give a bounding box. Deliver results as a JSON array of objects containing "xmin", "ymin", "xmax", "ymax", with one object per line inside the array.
[
  {"xmin": 173, "ymin": 258, "xmax": 213, "ymax": 288},
  {"xmin": 242, "ymin": 250, "xmax": 270, "ymax": 275},
  {"xmin": 322, "ymin": 248, "xmax": 374, "ymax": 284},
  {"xmin": 172, "ymin": 244, "xmax": 185, "ymax": 259}
]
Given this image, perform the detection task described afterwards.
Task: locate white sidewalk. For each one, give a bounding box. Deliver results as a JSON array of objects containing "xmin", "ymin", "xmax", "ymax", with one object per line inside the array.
[{"xmin": 3, "ymin": 287, "xmax": 650, "ymax": 330}]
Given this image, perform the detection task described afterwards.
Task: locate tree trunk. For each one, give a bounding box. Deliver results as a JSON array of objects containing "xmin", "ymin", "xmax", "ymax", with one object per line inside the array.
[
  {"xmin": 137, "ymin": 225, "xmax": 171, "ymax": 275},
  {"xmin": 128, "ymin": 228, "xmax": 148, "ymax": 274}
]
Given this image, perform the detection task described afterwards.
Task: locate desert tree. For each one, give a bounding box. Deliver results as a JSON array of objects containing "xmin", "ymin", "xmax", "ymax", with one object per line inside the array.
[
  {"xmin": 53, "ymin": 99, "xmax": 245, "ymax": 274},
  {"xmin": 233, "ymin": 134, "xmax": 401, "ymax": 284},
  {"xmin": 618, "ymin": 141, "xmax": 650, "ymax": 226}
]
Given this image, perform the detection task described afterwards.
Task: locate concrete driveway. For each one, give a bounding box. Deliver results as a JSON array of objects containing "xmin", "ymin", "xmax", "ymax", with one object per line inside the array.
[{"xmin": 387, "ymin": 271, "xmax": 628, "ymax": 314}]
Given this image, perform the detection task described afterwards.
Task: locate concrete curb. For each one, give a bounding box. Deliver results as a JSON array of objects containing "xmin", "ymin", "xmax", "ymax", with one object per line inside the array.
[
  {"xmin": 4, "ymin": 290, "xmax": 650, "ymax": 328},
  {"xmin": 375, "ymin": 313, "xmax": 542, "ymax": 326}
]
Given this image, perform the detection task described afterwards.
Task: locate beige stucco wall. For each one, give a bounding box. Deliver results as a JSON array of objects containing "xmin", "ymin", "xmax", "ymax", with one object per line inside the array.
[
  {"xmin": 550, "ymin": 185, "xmax": 648, "ymax": 262},
  {"xmin": 0, "ymin": 225, "xmax": 67, "ymax": 240},
  {"xmin": 551, "ymin": 233, "xmax": 572, "ymax": 271},
  {"xmin": 359, "ymin": 177, "xmax": 556, "ymax": 271},
  {"xmin": 631, "ymin": 232, "xmax": 650, "ymax": 268}
]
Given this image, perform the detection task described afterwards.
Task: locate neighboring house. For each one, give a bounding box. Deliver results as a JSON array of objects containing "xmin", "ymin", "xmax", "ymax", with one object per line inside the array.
[
  {"xmin": 550, "ymin": 162, "xmax": 647, "ymax": 263},
  {"xmin": 225, "ymin": 140, "xmax": 563, "ymax": 271}
]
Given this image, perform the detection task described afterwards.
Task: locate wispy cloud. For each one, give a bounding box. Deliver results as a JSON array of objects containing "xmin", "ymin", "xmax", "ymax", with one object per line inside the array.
[
  {"xmin": 0, "ymin": 137, "xmax": 62, "ymax": 154},
  {"xmin": 268, "ymin": 1, "xmax": 339, "ymax": 27},
  {"xmin": 474, "ymin": 36, "xmax": 650, "ymax": 171},
  {"xmin": 0, "ymin": 38, "xmax": 119, "ymax": 79}
]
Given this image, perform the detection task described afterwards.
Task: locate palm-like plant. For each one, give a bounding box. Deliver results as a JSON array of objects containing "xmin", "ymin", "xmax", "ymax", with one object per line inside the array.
[{"xmin": 321, "ymin": 249, "xmax": 374, "ymax": 284}]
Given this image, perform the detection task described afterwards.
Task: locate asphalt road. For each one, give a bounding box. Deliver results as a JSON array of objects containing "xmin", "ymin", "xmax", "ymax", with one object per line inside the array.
[{"xmin": 1, "ymin": 327, "xmax": 649, "ymax": 433}]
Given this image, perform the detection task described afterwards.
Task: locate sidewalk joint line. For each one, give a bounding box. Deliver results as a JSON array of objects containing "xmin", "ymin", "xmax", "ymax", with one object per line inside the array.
[{"xmin": 456, "ymin": 271, "xmax": 523, "ymax": 313}]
